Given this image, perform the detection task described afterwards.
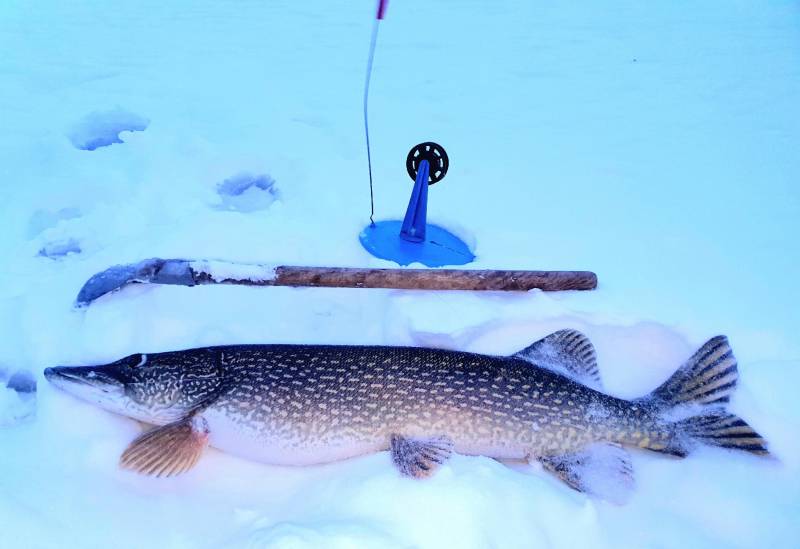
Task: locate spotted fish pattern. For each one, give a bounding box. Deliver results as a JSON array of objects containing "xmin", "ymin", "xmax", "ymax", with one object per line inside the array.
[
  {"xmin": 205, "ymin": 343, "xmax": 666, "ymax": 461},
  {"xmin": 44, "ymin": 331, "xmax": 769, "ymax": 497}
]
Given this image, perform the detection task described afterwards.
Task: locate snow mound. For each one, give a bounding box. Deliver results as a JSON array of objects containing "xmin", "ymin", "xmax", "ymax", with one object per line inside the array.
[{"xmin": 27, "ymin": 208, "xmax": 82, "ymax": 238}]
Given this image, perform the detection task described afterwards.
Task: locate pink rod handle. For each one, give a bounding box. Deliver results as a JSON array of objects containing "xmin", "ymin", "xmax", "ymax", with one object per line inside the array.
[{"xmin": 376, "ymin": 0, "xmax": 389, "ymax": 19}]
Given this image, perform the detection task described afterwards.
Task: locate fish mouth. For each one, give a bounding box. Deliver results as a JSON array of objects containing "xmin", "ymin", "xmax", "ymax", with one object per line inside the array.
[{"xmin": 44, "ymin": 366, "xmax": 125, "ymax": 394}]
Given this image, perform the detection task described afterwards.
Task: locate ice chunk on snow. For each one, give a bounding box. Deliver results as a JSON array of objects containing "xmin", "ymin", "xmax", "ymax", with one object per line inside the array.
[
  {"xmin": 190, "ymin": 260, "xmax": 277, "ymax": 282},
  {"xmin": 67, "ymin": 108, "xmax": 149, "ymax": 151}
]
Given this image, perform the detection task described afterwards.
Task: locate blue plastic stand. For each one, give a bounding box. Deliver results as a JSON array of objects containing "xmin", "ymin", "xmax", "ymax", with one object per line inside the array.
[
  {"xmin": 359, "ymin": 160, "xmax": 475, "ymax": 267},
  {"xmin": 400, "ymin": 160, "xmax": 429, "ymax": 242}
]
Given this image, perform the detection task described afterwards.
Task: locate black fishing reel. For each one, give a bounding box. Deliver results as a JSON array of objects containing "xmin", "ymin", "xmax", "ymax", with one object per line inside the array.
[{"xmin": 406, "ymin": 142, "xmax": 448, "ymax": 185}]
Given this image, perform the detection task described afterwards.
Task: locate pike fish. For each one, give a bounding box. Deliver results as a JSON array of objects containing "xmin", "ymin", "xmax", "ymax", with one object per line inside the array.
[{"xmin": 44, "ymin": 331, "xmax": 769, "ymax": 499}]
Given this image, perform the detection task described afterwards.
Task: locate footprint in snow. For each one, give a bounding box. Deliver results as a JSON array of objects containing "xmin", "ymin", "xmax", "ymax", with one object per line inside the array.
[
  {"xmin": 28, "ymin": 208, "xmax": 83, "ymax": 259},
  {"xmin": 0, "ymin": 369, "xmax": 36, "ymax": 428},
  {"xmin": 68, "ymin": 108, "xmax": 149, "ymax": 151},
  {"xmin": 6, "ymin": 371, "xmax": 36, "ymax": 394},
  {"xmin": 216, "ymin": 173, "xmax": 279, "ymax": 212},
  {"xmin": 38, "ymin": 238, "xmax": 82, "ymax": 259}
]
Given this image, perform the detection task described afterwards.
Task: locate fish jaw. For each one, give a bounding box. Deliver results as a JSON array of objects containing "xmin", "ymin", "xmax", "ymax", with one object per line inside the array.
[{"xmin": 45, "ymin": 365, "xmax": 129, "ymax": 414}]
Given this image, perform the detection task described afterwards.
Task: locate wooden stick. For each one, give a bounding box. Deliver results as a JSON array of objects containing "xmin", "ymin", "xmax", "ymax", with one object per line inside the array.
[
  {"xmin": 265, "ymin": 266, "xmax": 597, "ymax": 292},
  {"xmin": 75, "ymin": 259, "xmax": 597, "ymax": 307}
]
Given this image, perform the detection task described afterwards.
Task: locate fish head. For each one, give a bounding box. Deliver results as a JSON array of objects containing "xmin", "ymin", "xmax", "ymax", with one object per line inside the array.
[{"xmin": 44, "ymin": 348, "xmax": 223, "ymax": 424}]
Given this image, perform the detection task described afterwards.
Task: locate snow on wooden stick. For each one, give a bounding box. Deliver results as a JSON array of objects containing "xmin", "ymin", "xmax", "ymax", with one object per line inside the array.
[{"xmin": 75, "ymin": 258, "xmax": 597, "ymax": 307}]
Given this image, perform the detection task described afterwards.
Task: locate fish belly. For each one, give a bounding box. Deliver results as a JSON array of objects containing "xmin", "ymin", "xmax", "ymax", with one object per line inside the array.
[
  {"xmin": 200, "ymin": 406, "xmax": 386, "ymax": 466},
  {"xmin": 202, "ymin": 405, "xmax": 539, "ymax": 466}
]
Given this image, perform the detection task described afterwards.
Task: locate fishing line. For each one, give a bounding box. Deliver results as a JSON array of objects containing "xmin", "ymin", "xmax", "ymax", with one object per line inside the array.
[{"xmin": 364, "ymin": 0, "xmax": 388, "ymax": 226}]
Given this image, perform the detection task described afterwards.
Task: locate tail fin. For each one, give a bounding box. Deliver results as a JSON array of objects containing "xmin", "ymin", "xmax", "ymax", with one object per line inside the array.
[
  {"xmin": 646, "ymin": 335, "xmax": 738, "ymax": 407},
  {"xmin": 640, "ymin": 336, "xmax": 769, "ymax": 456},
  {"xmin": 675, "ymin": 412, "xmax": 768, "ymax": 455}
]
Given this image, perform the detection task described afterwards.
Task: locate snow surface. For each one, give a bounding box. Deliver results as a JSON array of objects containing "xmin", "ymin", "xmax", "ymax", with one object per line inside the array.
[{"xmin": 1, "ymin": 0, "xmax": 799, "ymax": 547}]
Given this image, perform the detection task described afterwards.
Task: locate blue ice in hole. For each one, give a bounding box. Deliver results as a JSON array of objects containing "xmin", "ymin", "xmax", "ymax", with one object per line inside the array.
[{"xmin": 68, "ymin": 108, "xmax": 149, "ymax": 151}]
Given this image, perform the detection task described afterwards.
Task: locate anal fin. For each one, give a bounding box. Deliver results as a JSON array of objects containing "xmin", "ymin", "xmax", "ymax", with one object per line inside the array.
[
  {"xmin": 120, "ymin": 415, "xmax": 209, "ymax": 477},
  {"xmin": 537, "ymin": 443, "xmax": 635, "ymax": 504},
  {"xmin": 390, "ymin": 434, "xmax": 453, "ymax": 479}
]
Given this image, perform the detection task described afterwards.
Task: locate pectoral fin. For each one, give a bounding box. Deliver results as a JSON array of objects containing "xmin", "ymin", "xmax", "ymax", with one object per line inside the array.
[
  {"xmin": 537, "ymin": 443, "xmax": 635, "ymax": 504},
  {"xmin": 120, "ymin": 415, "xmax": 209, "ymax": 477},
  {"xmin": 390, "ymin": 434, "xmax": 453, "ymax": 478}
]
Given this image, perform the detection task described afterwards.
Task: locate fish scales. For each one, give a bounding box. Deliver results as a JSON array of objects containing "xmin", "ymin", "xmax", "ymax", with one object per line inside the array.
[{"xmin": 193, "ymin": 345, "xmax": 652, "ymax": 464}]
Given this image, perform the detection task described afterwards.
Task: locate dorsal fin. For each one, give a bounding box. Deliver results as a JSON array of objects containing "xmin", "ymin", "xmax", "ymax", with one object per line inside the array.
[{"xmin": 513, "ymin": 329, "xmax": 601, "ymax": 389}]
